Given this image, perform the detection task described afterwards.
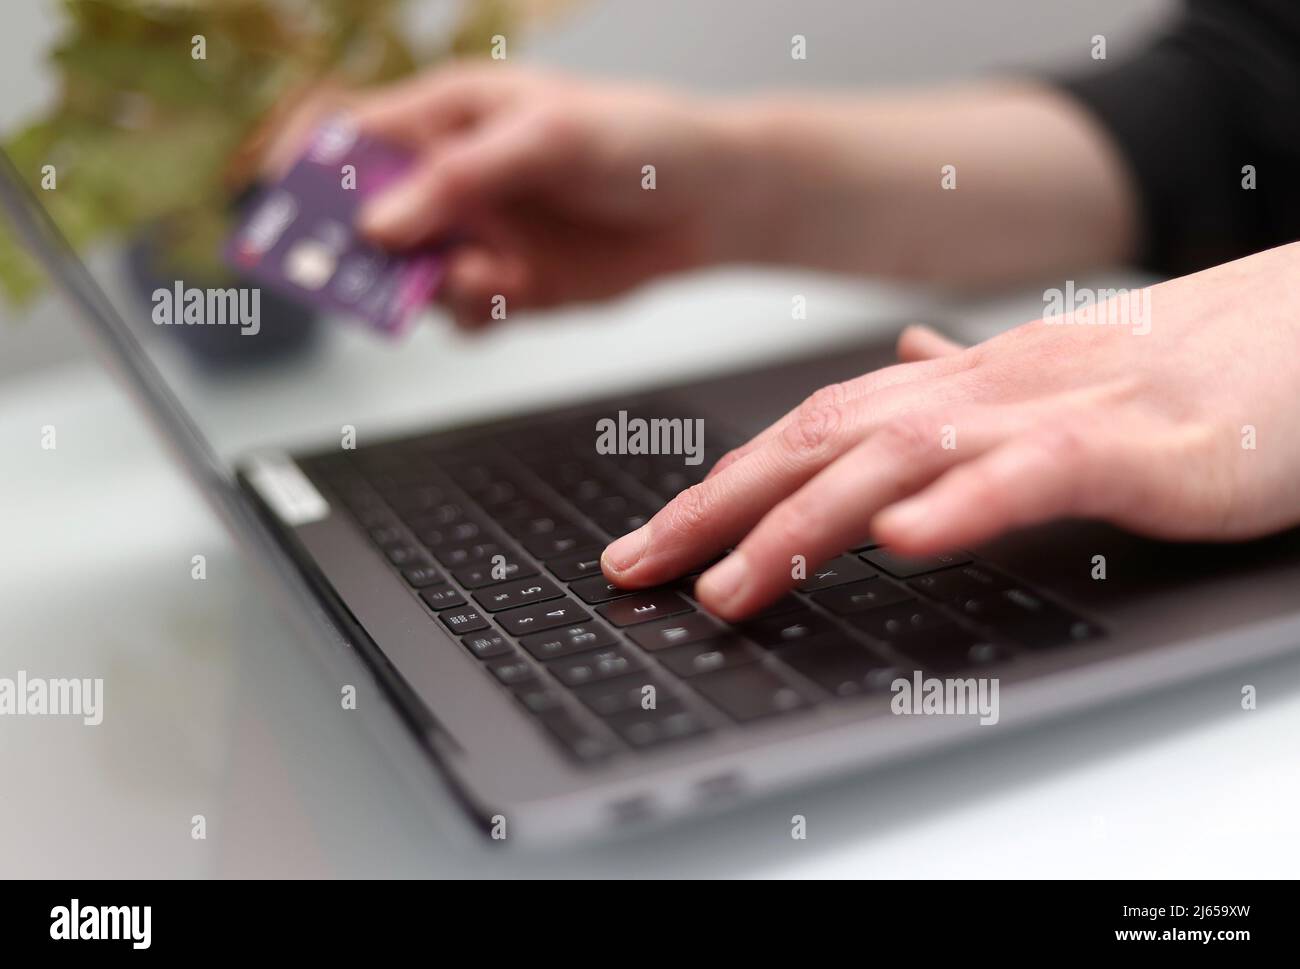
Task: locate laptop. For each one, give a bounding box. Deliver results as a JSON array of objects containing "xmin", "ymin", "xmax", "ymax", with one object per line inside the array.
[{"xmin": 6, "ymin": 149, "xmax": 1300, "ymax": 845}]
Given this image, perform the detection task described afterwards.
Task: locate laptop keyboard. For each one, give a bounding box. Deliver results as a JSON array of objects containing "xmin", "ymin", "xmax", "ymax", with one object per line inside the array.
[{"xmin": 301, "ymin": 404, "xmax": 1104, "ymax": 764}]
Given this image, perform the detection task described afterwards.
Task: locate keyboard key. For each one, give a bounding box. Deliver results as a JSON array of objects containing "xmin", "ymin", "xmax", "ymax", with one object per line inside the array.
[
  {"xmin": 739, "ymin": 610, "xmax": 835, "ymax": 647},
  {"xmin": 434, "ymin": 541, "xmax": 501, "ymax": 568},
  {"xmin": 537, "ymin": 708, "xmax": 617, "ymax": 762},
  {"xmin": 775, "ymin": 638, "xmax": 900, "ymax": 698},
  {"xmin": 499, "ymin": 598, "xmax": 592, "ymax": 636},
  {"xmin": 892, "ymin": 626, "xmax": 1013, "ymax": 673},
  {"xmin": 473, "ymin": 576, "xmax": 563, "ymax": 612},
  {"xmin": 627, "ymin": 613, "xmax": 725, "ymax": 651},
  {"xmin": 487, "ymin": 656, "xmax": 537, "ymax": 686},
  {"xmin": 656, "ymin": 636, "xmax": 759, "ymax": 678},
  {"xmin": 575, "ymin": 672, "xmax": 673, "ymax": 717},
  {"xmin": 453, "ymin": 557, "xmax": 537, "ymax": 588},
  {"xmin": 386, "ymin": 543, "xmax": 429, "ymax": 567},
  {"xmin": 546, "ymin": 550, "xmax": 605, "ymax": 582},
  {"xmin": 569, "ymin": 574, "xmax": 633, "ymax": 604},
  {"xmin": 368, "ymin": 522, "xmax": 404, "ymax": 545},
  {"xmin": 415, "ymin": 520, "xmax": 483, "ymax": 548},
  {"xmin": 860, "ymin": 547, "xmax": 972, "ymax": 577},
  {"xmin": 848, "ymin": 601, "xmax": 949, "ymax": 642},
  {"xmin": 401, "ymin": 565, "xmax": 444, "ymax": 588},
  {"xmin": 461, "ymin": 632, "xmax": 512, "ymax": 659},
  {"xmin": 512, "ymin": 684, "xmax": 565, "ymax": 715},
  {"xmin": 519, "ymin": 622, "xmax": 618, "ymax": 661},
  {"xmin": 691, "ymin": 665, "xmax": 814, "ymax": 722},
  {"xmin": 812, "ymin": 578, "xmax": 912, "ymax": 615},
  {"xmin": 748, "ymin": 594, "xmax": 805, "ymax": 619},
  {"xmin": 419, "ymin": 584, "xmax": 467, "ymax": 611},
  {"xmin": 608, "ymin": 704, "xmax": 707, "ymax": 747},
  {"xmin": 439, "ymin": 605, "xmax": 489, "ymax": 634},
  {"xmin": 523, "ymin": 531, "xmax": 601, "ymax": 560},
  {"xmin": 960, "ymin": 588, "xmax": 1102, "ymax": 648},
  {"xmin": 908, "ymin": 564, "xmax": 1007, "ymax": 604},
  {"xmin": 548, "ymin": 646, "xmax": 644, "ymax": 687},
  {"xmin": 597, "ymin": 590, "xmax": 693, "ymax": 627},
  {"xmin": 796, "ymin": 554, "xmax": 878, "ymax": 592}
]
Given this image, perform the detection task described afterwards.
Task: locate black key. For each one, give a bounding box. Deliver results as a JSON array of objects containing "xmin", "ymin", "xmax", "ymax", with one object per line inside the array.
[
  {"xmin": 548, "ymin": 646, "xmax": 644, "ymax": 688},
  {"xmin": 453, "ymin": 557, "xmax": 537, "ymax": 589},
  {"xmin": 626, "ymin": 613, "xmax": 725, "ymax": 651},
  {"xmin": 608, "ymin": 704, "xmax": 707, "ymax": 747},
  {"xmin": 748, "ymin": 594, "xmax": 805, "ymax": 619},
  {"xmin": 775, "ymin": 637, "xmax": 900, "ymax": 698},
  {"xmin": 656, "ymin": 636, "xmax": 758, "ymax": 678},
  {"xmin": 416, "ymin": 520, "xmax": 485, "ymax": 549},
  {"xmin": 461, "ymin": 631, "xmax": 512, "ymax": 660},
  {"xmin": 597, "ymin": 589, "xmax": 692, "ymax": 627},
  {"xmin": 523, "ymin": 531, "xmax": 600, "ymax": 560},
  {"xmin": 537, "ymin": 708, "xmax": 617, "ymax": 762},
  {"xmin": 960, "ymin": 587, "xmax": 1102, "ymax": 648},
  {"xmin": 473, "ymin": 576, "xmax": 563, "ymax": 613},
  {"xmin": 812, "ymin": 578, "xmax": 913, "ymax": 615},
  {"xmin": 498, "ymin": 598, "xmax": 592, "ymax": 636},
  {"xmin": 519, "ymin": 622, "xmax": 617, "ymax": 661},
  {"xmin": 796, "ymin": 554, "xmax": 878, "ymax": 592},
  {"xmin": 860, "ymin": 547, "xmax": 972, "ymax": 577},
  {"xmin": 440, "ymin": 605, "xmax": 489, "ymax": 634},
  {"xmin": 369, "ymin": 524, "xmax": 405, "ymax": 547},
  {"xmin": 892, "ymin": 626, "xmax": 1013, "ymax": 674},
  {"xmin": 512, "ymin": 683, "xmax": 565, "ymax": 715},
  {"xmin": 569, "ymin": 574, "xmax": 633, "ymax": 604},
  {"xmin": 487, "ymin": 656, "xmax": 537, "ymax": 686},
  {"xmin": 575, "ymin": 672, "xmax": 672, "ymax": 717},
  {"xmin": 419, "ymin": 584, "xmax": 467, "ymax": 610},
  {"xmin": 691, "ymin": 665, "xmax": 813, "ymax": 722},
  {"xmin": 401, "ymin": 565, "xmax": 444, "ymax": 588},
  {"xmin": 477, "ymin": 479, "xmax": 521, "ymax": 508},
  {"xmin": 386, "ymin": 543, "xmax": 429, "ymax": 567},
  {"xmin": 740, "ymin": 610, "xmax": 835, "ymax": 648},
  {"xmin": 507, "ymin": 514, "xmax": 578, "ymax": 539},
  {"xmin": 546, "ymin": 550, "xmax": 605, "ymax": 581},
  {"xmin": 849, "ymin": 601, "xmax": 949, "ymax": 642},
  {"xmin": 434, "ymin": 541, "xmax": 501, "ymax": 567},
  {"xmin": 908, "ymin": 564, "xmax": 1007, "ymax": 604}
]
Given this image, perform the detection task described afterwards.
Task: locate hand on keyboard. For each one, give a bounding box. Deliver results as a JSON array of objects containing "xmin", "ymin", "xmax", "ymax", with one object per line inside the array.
[{"xmin": 603, "ymin": 243, "xmax": 1300, "ymax": 619}]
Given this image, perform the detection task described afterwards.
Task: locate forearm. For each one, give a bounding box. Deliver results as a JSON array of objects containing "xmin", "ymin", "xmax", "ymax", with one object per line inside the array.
[{"xmin": 716, "ymin": 82, "xmax": 1140, "ymax": 287}]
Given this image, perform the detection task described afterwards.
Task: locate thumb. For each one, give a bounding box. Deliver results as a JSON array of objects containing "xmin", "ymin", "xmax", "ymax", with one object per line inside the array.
[
  {"xmin": 896, "ymin": 323, "xmax": 966, "ymax": 362},
  {"xmin": 358, "ymin": 111, "xmax": 579, "ymax": 249}
]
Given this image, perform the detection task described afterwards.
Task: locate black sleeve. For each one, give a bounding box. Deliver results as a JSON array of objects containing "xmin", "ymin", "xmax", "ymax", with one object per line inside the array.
[{"xmin": 1056, "ymin": 0, "xmax": 1300, "ymax": 277}]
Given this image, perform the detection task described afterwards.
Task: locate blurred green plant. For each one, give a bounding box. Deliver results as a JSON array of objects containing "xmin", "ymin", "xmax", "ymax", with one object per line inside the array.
[{"xmin": 0, "ymin": 0, "xmax": 573, "ymax": 307}]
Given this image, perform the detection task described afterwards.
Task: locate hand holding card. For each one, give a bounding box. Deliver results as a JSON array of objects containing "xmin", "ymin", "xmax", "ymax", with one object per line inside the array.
[{"xmin": 225, "ymin": 118, "xmax": 444, "ymax": 337}]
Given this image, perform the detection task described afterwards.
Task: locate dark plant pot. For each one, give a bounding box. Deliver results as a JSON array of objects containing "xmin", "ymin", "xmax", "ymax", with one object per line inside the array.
[{"xmin": 122, "ymin": 218, "xmax": 320, "ymax": 372}]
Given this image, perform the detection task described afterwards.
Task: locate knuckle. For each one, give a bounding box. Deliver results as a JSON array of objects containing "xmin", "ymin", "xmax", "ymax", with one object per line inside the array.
[
  {"xmin": 766, "ymin": 498, "xmax": 825, "ymax": 549},
  {"xmin": 708, "ymin": 446, "xmax": 744, "ymax": 477},
  {"xmin": 661, "ymin": 482, "xmax": 712, "ymax": 539},
  {"xmin": 782, "ymin": 384, "xmax": 849, "ymax": 462},
  {"xmin": 874, "ymin": 416, "xmax": 933, "ymax": 457},
  {"xmin": 1030, "ymin": 426, "xmax": 1091, "ymax": 467}
]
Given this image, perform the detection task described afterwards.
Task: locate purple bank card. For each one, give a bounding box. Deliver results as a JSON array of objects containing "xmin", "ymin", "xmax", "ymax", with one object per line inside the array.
[{"xmin": 225, "ymin": 118, "xmax": 443, "ymax": 336}]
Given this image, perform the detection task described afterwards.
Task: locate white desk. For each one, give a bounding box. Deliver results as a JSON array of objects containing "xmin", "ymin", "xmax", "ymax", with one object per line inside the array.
[{"xmin": 3, "ymin": 266, "xmax": 1297, "ymax": 878}]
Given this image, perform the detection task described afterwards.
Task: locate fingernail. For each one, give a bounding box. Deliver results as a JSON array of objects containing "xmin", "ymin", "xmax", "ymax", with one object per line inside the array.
[
  {"xmin": 603, "ymin": 527, "xmax": 648, "ymax": 574},
  {"xmin": 697, "ymin": 550, "xmax": 748, "ymax": 610}
]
